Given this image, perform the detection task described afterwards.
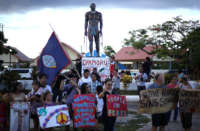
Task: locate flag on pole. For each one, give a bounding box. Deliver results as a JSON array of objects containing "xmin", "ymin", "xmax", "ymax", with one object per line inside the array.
[{"xmin": 37, "ymin": 32, "xmax": 71, "ymax": 85}]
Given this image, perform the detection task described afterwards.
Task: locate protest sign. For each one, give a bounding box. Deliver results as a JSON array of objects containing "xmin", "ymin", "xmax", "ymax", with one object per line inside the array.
[
  {"xmin": 82, "ymin": 57, "xmax": 110, "ymax": 81},
  {"xmin": 107, "ymin": 95, "xmax": 128, "ymax": 117},
  {"xmin": 179, "ymin": 89, "xmax": 200, "ymax": 112},
  {"xmin": 72, "ymin": 94, "xmax": 96, "ymax": 128},
  {"xmin": 138, "ymin": 88, "xmax": 179, "ymax": 114},
  {"xmin": 37, "ymin": 105, "xmax": 70, "ymax": 129},
  {"xmin": 10, "ymin": 102, "xmax": 30, "ymax": 131}
]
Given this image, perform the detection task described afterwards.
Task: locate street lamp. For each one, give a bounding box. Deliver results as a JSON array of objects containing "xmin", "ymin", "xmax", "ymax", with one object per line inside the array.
[{"xmin": 9, "ymin": 48, "xmax": 12, "ymax": 67}]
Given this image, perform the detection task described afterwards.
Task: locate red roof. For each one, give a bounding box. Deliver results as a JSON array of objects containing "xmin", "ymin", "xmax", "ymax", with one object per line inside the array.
[{"xmin": 115, "ymin": 46, "xmax": 154, "ymax": 61}]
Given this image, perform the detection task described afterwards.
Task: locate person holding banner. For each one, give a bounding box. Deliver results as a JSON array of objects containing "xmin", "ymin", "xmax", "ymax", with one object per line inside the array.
[
  {"xmin": 166, "ymin": 75, "xmax": 179, "ymax": 122},
  {"xmin": 60, "ymin": 74, "xmax": 80, "ymax": 131},
  {"xmin": 149, "ymin": 74, "xmax": 169, "ymax": 131},
  {"xmin": 99, "ymin": 78, "xmax": 116, "ymax": 131},
  {"xmin": 179, "ymin": 76, "xmax": 193, "ymax": 131}
]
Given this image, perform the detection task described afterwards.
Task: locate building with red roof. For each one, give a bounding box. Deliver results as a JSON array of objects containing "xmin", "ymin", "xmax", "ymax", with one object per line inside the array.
[{"xmin": 115, "ymin": 46, "xmax": 173, "ymax": 70}]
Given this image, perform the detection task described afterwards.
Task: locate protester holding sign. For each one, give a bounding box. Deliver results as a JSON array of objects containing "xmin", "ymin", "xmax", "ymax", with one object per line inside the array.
[
  {"xmin": 99, "ymin": 78, "xmax": 116, "ymax": 131},
  {"xmin": 179, "ymin": 76, "xmax": 193, "ymax": 131},
  {"xmin": 60, "ymin": 74, "xmax": 80, "ymax": 131},
  {"xmin": 166, "ymin": 75, "xmax": 179, "ymax": 122},
  {"xmin": 27, "ymin": 81, "xmax": 42, "ymax": 131},
  {"xmin": 148, "ymin": 74, "xmax": 168, "ymax": 131}
]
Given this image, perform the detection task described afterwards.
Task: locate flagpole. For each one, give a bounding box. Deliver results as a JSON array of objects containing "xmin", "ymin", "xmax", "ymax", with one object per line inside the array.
[{"xmin": 49, "ymin": 23, "xmax": 55, "ymax": 32}]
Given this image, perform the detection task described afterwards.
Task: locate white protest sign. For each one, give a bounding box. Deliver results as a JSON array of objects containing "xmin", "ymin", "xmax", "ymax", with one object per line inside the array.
[
  {"xmin": 37, "ymin": 105, "xmax": 70, "ymax": 129},
  {"xmin": 82, "ymin": 57, "xmax": 110, "ymax": 81}
]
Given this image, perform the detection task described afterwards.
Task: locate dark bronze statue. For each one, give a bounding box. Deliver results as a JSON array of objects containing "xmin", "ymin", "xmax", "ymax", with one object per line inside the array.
[{"xmin": 85, "ymin": 3, "xmax": 103, "ymax": 57}]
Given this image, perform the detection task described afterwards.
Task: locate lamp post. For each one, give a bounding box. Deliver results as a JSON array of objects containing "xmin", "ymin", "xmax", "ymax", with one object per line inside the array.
[{"xmin": 9, "ymin": 48, "xmax": 12, "ymax": 67}]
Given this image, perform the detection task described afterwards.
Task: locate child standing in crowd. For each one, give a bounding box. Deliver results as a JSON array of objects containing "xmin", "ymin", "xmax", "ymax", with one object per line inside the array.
[
  {"xmin": 149, "ymin": 74, "xmax": 168, "ymax": 131},
  {"xmin": 179, "ymin": 76, "xmax": 193, "ymax": 131},
  {"xmin": 39, "ymin": 73, "xmax": 52, "ymax": 95},
  {"xmin": 99, "ymin": 78, "xmax": 116, "ymax": 131},
  {"xmin": 90, "ymin": 73, "xmax": 101, "ymax": 94},
  {"xmin": 43, "ymin": 91, "xmax": 54, "ymax": 131},
  {"xmin": 96, "ymin": 85, "xmax": 104, "ymax": 123},
  {"xmin": 112, "ymin": 70, "xmax": 120, "ymax": 95},
  {"xmin": 166, "ymin": 75, "xmax": 179, "ymax": 122},
  {"xmin": 27, "ymin": 81, "xmax": 42, "ymax": 131}
]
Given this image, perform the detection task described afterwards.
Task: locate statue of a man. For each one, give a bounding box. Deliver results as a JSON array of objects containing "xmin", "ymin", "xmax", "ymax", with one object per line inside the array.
[{"xmin": 85, "ymin": 3, "xmax": 103, "ymax": 57}]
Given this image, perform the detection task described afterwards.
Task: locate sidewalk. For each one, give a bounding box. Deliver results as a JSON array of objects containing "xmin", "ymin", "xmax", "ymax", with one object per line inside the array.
[{"xmin": 127, "ymin": 102, "xmax": 200, "ymax": 131}]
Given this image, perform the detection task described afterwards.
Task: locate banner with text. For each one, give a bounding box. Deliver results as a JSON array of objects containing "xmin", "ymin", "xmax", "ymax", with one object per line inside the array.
[
  {"xmin": 37, "ymin": 105, "xmax": 70, "ymax": 129},
  {"xmin": 138, "ymin": 88, "xmax": 179, "ymax": 114},
  {"xmin": 107, "ymin": 95, "xmax": 128, "ymax": 117},
  {"xmin": 82, "ymin": 57, "xmax": 110, "ymax": 81},
  {"xmin": 72, "ymin": 94, "xmax": 96, "ymax": 128},
  {"xmin": 179, "ymin": 89, "xmax": 200, "ymax": 112}
]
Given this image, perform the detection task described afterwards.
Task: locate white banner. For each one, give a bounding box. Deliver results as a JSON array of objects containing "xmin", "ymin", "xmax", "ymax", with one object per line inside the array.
[
  {"xmin": 37, "ymin": 105, "xmax": 70, "ymax": 129},
  {"xmin": 82, "ymin": 57, "xmax": 110, "ymax": 81},
  {"xmin": 10, "ymin": 102, "xmax": 30, "ymax": 131}
]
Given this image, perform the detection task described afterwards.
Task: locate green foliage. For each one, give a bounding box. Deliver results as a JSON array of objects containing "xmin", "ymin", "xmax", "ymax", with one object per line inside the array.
[
  {"xmin": 103, "ymin": 45, "xmax": 116, "ymax": 57},
  {"xmin": 124, "ymin": 16, "xmax": 200, "ymax": 71}
]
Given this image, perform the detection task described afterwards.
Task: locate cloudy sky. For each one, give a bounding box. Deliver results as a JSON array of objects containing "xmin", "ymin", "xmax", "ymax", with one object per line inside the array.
[{"xmin": 1, "ymin": 0, "xmax": 200, "ymax": 58}]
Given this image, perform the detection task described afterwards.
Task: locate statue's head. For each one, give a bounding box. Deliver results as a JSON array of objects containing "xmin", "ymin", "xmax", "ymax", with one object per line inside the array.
[{"xmin": 90, "ymin": 3, "xmax": 96, "ymax": 11}]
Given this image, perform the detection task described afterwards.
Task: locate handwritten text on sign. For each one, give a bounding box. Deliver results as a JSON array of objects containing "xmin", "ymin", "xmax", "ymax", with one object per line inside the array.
[
  {"xmin": 138, "ymin": 88, "xmax": 179, "ymax": 114},
  {"xmin": 107, "ymin": 95, "xmax": 128, "ymax": 117},
  {"xmin": 82, "ymin": 57, "xmax": 110, "ymax": 81},
  {"xmin": 179, "ymin": 89, "xmax": 200, "ymax": 112},
  {"xmin": 72, "ymin": 94, "xmax": 96, "ymax": 128}
]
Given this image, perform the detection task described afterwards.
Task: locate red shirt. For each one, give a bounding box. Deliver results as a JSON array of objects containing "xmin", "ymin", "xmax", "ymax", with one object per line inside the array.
[{"xmin": 166, "ymin": 83, "xmax": 177, "ymax": 88}]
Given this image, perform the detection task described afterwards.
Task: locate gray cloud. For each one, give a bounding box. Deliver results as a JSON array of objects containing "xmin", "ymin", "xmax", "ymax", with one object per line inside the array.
[{"xmin": 0, "ymin": 0, "xmax": 199, "ymax": 14}]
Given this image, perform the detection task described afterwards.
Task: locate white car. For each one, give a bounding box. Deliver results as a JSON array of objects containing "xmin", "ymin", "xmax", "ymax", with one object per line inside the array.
[{"xmin": 8, "ymin": 68, "xmax": 33, "ymax": 79}]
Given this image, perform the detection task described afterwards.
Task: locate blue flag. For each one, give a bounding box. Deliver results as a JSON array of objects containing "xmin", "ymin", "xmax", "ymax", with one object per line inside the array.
[{"xmin": 38, "ymin": 32, "xmax": 71, "ymax": 85}]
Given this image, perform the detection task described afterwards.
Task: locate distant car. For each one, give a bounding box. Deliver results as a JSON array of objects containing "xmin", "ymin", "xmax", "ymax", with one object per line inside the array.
[{"xmin": 8, "ymin": 68, "xmax": 33, "ymax": 79}]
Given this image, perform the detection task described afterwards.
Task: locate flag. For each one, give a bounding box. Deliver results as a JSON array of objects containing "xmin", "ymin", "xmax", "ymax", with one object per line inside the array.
[{"xmin": 37, "ymin": 32, "xmax": 71, "ymax": 85}]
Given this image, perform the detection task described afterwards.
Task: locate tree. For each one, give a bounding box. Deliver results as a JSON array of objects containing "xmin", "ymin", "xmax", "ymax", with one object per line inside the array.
[
  {"xmin": 124, "ymin": 16, "xmax": 200, "ymax": 70},
  {"xmin": 103, "ymin": 45, "xmax": 116, "ymax": 57}
]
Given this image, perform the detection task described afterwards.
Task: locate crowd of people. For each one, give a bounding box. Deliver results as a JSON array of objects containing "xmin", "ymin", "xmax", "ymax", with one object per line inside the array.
[
  {"xmin": 0, "ymin": 56, "xmax": 197, "ymax": 131},
  {"xmin": 0, "ymin": 66, "xmax": 123, "ymax": 131}
]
